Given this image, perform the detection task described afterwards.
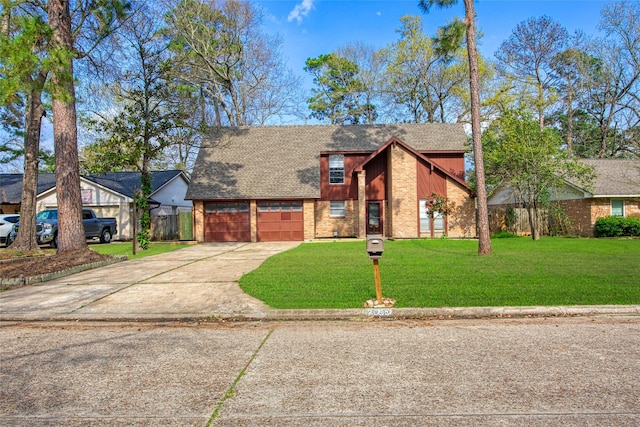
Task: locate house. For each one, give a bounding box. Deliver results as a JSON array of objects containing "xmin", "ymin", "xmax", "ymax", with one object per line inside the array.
[
  {"xmin": 0, "ymin": 170, "xmax": 191, "ymax": 240},
  {"xmin": 186, "ymin": 124, "xmax": 477, "ymax": 242},
  {"xmin": 487, "ymin": 159, "xmax": 640, "ymax": 236}
]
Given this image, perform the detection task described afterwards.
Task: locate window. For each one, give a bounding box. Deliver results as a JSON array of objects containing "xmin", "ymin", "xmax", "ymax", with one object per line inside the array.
[
  {"xmin": 206, "ymin": 202, "xmax": 249, "ymax": 213},
  {"xmin": 611, "ymin": 200, "xmax": 625, "ymax": 217},
  {"xmin": 419, "ymin": 199, "xmax": 444, "ymax": 233},
  {"xmin": 329, "ymin": 154, "xmax": 345, "ymax": 184},
  {"xmin": 330, "ymin": 201, "xmax": 345, "ymax": 217}
]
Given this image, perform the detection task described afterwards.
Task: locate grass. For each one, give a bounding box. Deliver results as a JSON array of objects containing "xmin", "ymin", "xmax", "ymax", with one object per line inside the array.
[
  {"xmin": 90, "ymin": 241, "xmax": 193, "ymax": 260},
  {"xmin": 239, "ymin": 237, "xmax": 640, "ymax": 309}
]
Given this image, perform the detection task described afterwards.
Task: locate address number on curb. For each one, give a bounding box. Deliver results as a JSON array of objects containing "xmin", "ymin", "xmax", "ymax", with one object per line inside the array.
[{"xmin": 366, "ymin": 308, "xmax": 393, "ymax": 317}]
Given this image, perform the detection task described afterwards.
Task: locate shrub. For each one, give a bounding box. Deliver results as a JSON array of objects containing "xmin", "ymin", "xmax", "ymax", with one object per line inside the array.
[{"xmin": 594, "ymin": 216, "xmax": 640, "ymax": 237}]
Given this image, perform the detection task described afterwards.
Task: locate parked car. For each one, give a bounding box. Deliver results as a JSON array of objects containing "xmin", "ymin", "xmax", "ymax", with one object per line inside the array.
[
  {"xmin": 9, "ymin": 208, "xmax": 117, "ymax": 248},
  {"xmin": 0, "ymin": 214, "xmax": 20, "ymax": 247}
]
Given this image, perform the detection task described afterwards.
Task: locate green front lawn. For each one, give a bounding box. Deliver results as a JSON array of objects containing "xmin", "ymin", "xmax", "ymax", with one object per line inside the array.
[
  {"xmin": 239, "ymin": 238, "xmax": 640, "ymax": 309},
  {"xmin": 90, "ymin": 241, "xmax": 192, "ymax": 260}
]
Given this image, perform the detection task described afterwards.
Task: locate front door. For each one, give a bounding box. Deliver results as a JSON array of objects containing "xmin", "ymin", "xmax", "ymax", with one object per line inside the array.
[{"xmin": 367, "ymin": 202, "xmax": 382, "ymax": 234}]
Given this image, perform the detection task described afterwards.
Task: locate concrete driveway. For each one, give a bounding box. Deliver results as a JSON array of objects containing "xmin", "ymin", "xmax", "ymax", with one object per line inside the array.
[{"xmin": 0, "ymin": 242, "xmax": 300, "ymax": 321}]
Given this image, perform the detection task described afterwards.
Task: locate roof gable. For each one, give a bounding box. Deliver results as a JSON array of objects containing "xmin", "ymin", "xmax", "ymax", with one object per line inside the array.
[
  {"xmin": 355, "ymin": 136, "xmax": 469, "ymax": 191},
  {"xmin": 187, "ymin": 124, "xmax": 468, "ymax": 200}
]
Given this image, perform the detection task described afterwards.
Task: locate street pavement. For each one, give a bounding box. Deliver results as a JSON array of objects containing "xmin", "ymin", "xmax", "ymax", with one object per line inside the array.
[
  {"xmin": 1, "ymin": 317, "xmax": 639, "ymax": 426},
  {"xmin": 1, "ymin": 242, "xmax": 638, "ymax": 322}
]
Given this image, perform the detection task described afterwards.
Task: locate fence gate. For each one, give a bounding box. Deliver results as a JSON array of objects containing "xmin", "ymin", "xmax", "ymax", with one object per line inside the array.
[{"xmin": 179, "ymin": 211, "xmax": 193, "ymax": 241}]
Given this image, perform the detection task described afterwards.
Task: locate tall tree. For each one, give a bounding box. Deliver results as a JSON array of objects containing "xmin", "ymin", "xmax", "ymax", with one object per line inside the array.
[
  {"xmin": 164, "ymin": 0, "xmax": 303, "ymax": 127},
  {"xmin": 382, "ymin": 15, "xmax": 467, "ymax": 124},
  {"xmin": 48, "ymin": 0, "xmax": 87, "ymax": 252},
  {"xmin": 550, "ymin": 45, "xmax": 601, "ymax": 153},
  {"xmin": 1, "ymin": 0, "xmax": 128, "ymax": 252},
  {"xmin": 494, "ymin": 15, "xmax": 569, "ymax": 130},
  {"xmin": 304, "ymin": 53, "xmax": 375, "ymax": 124},
  {"xmin": 483, "ymin": 110, "xmax": 595, "ymax": 240},
  {"xmin": 590, "ymin": 0, "xmax": 640, "ymax": 158},
  {"xmin": 336, "ymin": 42, "xmax": 383, "ymax": 124},
  {"xmin": 82, "ymin": 3, "xmax": 190, "ymax": 249},
  {"xmin": 1, "ymin": 3, "xmax": 51, "ymax": 251},
  {"xmin": 418, "ymin": 0, "xmax": 492, "ymax": 255}
]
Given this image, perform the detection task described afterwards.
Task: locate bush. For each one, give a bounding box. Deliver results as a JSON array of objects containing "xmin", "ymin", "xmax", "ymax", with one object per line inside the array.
[{"xmin": 594, "ymin": 216, "xmax": 640, "ymax": 237}]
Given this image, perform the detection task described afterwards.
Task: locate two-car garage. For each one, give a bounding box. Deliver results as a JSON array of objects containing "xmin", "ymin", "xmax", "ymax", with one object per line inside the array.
[{"xmin": 204, "ymin": 200, "xmax": 304, "ymax": 242}]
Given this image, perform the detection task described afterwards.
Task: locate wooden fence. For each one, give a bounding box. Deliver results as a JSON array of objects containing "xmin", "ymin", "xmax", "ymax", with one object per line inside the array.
[{"xmin": 150, "ymin": 212, "xmax": 193, "ymax": 241}]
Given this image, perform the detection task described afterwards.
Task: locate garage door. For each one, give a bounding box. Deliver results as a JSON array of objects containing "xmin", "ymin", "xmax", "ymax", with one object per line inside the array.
[
  {"xmin": 257, "ymin": 201, "xmax": 304, "ymax": 241},
  {"xmin": 204, "ymin": 202, "xmax": 250, "ymax": 242}
]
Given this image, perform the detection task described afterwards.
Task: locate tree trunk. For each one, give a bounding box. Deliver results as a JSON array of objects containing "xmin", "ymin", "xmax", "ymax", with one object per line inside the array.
[
  {"xmin": 463, "ymin": 0, "xmax": 492, "ymax": 255},
  {"xmin": 527, "ymin": 205, "xmax": 541, "ymax": 241},
  {"xmin": 49, "ymin": 0, "xmax": 87, "ymax": 253},
  {"xmin": 9, "ymin": 84, "xmax": 46, "ymax": 251},
  {"xmin": 566, "ymin": 79, "xmax": 574, "ymax": 154}
]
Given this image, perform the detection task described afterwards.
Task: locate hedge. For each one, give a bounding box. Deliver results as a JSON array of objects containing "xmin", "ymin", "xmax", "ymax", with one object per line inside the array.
[{"xmin": 594, "ymin": 216, "xmax": 640, "ymax": 237}]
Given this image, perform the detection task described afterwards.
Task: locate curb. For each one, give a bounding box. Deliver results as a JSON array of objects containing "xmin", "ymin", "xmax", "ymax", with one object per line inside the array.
[{"xmin": 2, "ymin": 305, "xmax": 638, "ymax": 323}]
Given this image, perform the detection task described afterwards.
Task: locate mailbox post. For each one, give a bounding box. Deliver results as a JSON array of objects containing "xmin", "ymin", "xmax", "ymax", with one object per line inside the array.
[{"xmin": 366, "ymin": 235, "xmax": 384, "ymax": 304}]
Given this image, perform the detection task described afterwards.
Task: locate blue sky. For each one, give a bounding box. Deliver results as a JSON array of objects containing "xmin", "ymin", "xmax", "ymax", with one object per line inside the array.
[{"xmin": 255, "ymin": 0, "xmax": 608, "ymax": 85}]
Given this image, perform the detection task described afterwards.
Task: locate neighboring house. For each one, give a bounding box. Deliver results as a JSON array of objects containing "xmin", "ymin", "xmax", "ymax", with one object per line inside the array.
[
  {"xmin": 488, "ymin": 159, "xmax": 640, "ymax": 236},
  {"xmin": 186, "ymin": 124, "xmax": 477, "ymax": 242},
  {"xmin": 0, "ymin": 171, "xmax": 191, "ymax": 240}
]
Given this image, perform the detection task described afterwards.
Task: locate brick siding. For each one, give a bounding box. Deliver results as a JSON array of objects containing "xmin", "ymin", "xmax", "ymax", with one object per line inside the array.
[
  {"xmin": 447, "ymin": 179, "xmax": 476, "ymax": 238},
  {"xmin": 387, "ymin": 143, "xmax": 418, "ymax": 238},
  {"xmin": 315, "ymin": 200, "xmax": 358, "ymax": 238}
]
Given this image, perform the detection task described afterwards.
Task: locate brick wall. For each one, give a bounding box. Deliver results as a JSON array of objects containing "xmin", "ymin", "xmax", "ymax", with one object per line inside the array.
[
  {"xmin": 315, "ymin": 199, "xmax": 358, "ymax": 238},
  {"xmin": 193, "ymin": 200, "xmax": 205, "ymax": 242},
  {"xmin": 625, "ymin": 198, "xmax": 640, "ymax": 218},
  {"xmin": 446, "ymin": 179, "xmax": 476, "ymax": 238},
  {"xmin": 388, "ymin": 143, "xmax": 418, "ymax": 238},
  {"xmin": 556, "ymin": 199, "xmax": 593, "ymax": 236},
  {"xmin": 303, "ymin": 199, "xmax": 315, "ymax": 240}
]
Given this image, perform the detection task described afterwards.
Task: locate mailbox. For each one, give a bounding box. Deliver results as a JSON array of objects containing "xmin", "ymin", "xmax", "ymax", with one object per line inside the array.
[{"xmin": 366, "ymin": 235, "xmax": 384, "ymax": 260}]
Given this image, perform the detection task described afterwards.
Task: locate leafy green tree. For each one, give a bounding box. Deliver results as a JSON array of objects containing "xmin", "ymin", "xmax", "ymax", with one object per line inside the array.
[
  {"xmin": 1, "ymin": 3, "xmax": 53, "ymax": 251},
  {"xmin": 418, "ymin": 0, "xmax": 492, "ymax": 255},
  {"xmin": 483, "ymin": 110, "xmax": 595, "ymax": 240},
  {"xmin": 305, "ymin": 53, "xmax": 375, "ymax": 124}
]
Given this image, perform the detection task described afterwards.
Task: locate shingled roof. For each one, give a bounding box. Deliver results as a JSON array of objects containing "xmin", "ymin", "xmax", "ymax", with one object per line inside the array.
[
  {"xmin": 1, "ymin": 171, "xmax": 186, "ymax": 204},
  {"xmin": 580, "ymin": 159, "xmax": 640, "ymax": 197},
  {"xmin": 186, "ymin": 124, "xmax": 468, "ymax": 200},
  {"xmin": 0, "ymin": 173, "xmax": 57, "ymax": 204}
]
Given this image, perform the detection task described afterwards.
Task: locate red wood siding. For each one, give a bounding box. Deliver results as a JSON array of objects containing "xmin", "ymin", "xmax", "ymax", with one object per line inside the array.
[
  {"xmin": 417, "ymin": 160, "xmax": 447, "ymax": 198},
  {"xmin": 424, "ymin": 152, "xmax": 465, "ymax": 181},
  {"xmin": 365, "ymin": 151, "xmax": 386, "ymax": 200},
  {"xmin": 320, "ymin": 154, "xmax": 368, "ymax": 200}
]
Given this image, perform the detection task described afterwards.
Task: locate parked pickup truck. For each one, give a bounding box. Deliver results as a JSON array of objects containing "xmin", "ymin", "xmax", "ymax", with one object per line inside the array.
[{"xmin": 9, "ymin": 208, "xmax": 117, "ymax": 248}]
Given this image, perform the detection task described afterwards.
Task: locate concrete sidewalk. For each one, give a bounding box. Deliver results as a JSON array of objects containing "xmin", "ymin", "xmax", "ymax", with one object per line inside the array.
[{"xmin": 1, "ymin": 242, "xmax": 639, "ymax": 322}]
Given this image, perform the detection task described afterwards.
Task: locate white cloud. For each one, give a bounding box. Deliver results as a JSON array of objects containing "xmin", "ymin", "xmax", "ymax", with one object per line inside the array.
[
  {"xmin": 376, "ymin": 11, "xmax": 381, "ymax": 16},
  {"xmin": 288, "ymin": 0, "xmax": 315, "ymax": 24}
]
